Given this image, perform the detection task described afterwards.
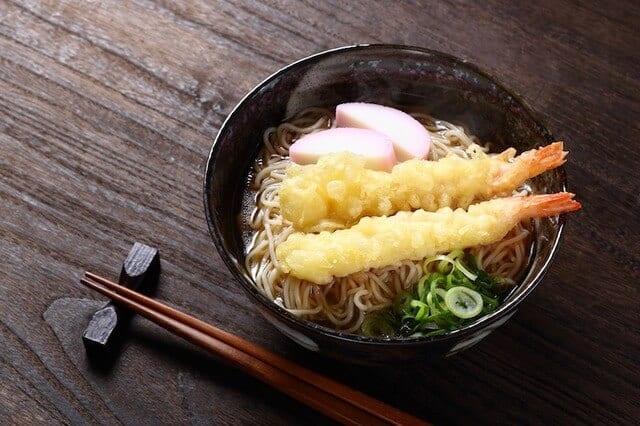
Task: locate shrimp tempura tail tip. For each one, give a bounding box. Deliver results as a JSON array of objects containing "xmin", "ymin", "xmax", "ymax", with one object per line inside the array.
[
  {"xmin": 518, "ymin": 192, "xmax": 581, "ymax": 218},
  {"xmin": 525, "ymin": 141, "xmax": 568, "ymax": 176}
]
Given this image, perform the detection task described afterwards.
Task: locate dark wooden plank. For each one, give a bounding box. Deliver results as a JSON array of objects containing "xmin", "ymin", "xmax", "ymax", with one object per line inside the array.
[{"xmin": 0, "ymin": 0, "xmax": 638, "ymax": 424}]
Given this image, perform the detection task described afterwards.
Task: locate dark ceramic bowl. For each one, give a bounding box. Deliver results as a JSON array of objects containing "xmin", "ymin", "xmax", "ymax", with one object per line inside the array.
[{"xmin": 204, "ymin": 44, "xmax": 566, "ymax": 365}]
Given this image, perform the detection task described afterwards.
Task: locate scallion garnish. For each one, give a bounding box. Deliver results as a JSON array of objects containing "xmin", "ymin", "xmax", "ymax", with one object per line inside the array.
[{"xmin": 360, "ymin": 250, "xmax": 511, "ymax": 337}]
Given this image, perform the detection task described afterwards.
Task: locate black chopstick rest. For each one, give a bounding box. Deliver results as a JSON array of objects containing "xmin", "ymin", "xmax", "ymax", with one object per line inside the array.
[{"xmin": 82, "ymin": 242, "xmax": 160, "ymax": 355}]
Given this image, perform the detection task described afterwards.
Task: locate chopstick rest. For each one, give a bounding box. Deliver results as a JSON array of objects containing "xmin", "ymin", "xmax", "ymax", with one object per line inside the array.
[{"xmin": 82, "ymin": 243, "xmax": 160, "ymax": 356}]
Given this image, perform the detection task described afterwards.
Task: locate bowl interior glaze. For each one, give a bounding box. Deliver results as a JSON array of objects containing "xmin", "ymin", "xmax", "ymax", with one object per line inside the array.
[{"xmin": 204, "ymin": 45, "xmax": 565, "ymax": 364}]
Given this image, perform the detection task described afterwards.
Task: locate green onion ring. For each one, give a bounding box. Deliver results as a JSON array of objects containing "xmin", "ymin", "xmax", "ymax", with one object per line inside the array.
[{"xmin": 444, "ymin": 286, "xmax": 483, "ymax": 319}]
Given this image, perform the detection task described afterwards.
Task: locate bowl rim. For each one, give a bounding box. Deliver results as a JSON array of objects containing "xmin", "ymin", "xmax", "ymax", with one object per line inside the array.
[{"xmin": 203, "ymin": 43, "xmax": 567, "ymax": 347}]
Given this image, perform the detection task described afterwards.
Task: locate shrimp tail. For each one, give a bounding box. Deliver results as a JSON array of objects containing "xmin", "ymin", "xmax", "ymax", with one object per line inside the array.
[
  {"xmin": 520, "ymin": 141, "xmax": 568, "ymax": 177},
  {"xmin": 494, "ymin": 142, "xmax": 567, "ymax": 191},
  {"xmin": 517, "ymin": 192, "xmax": 582, "ymax": 219}
]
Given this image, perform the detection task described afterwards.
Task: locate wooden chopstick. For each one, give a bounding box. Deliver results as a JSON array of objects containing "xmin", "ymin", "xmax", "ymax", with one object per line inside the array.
[
  {"xmin": 85, "ymin": 271, "xmax": 416, "ymax": 422},
  {"xmin": 81, "ymin": 272, "xmax": 428, "ymax": 425}
]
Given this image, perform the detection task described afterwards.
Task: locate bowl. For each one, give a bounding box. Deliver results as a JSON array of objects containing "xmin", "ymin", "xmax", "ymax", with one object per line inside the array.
[{"xmin": 203, "ymin": 44, "xmax": 566, "ymax": 364}]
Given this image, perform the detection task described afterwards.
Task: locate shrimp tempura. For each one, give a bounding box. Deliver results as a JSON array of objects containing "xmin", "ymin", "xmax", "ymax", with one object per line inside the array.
[
  {"xmin": 276, "ymin": 193, "xmax": 581, "ymax": 284},
  {"xmin": 280, "ymin": 142, "xmax": 567, "ymax": 232}
]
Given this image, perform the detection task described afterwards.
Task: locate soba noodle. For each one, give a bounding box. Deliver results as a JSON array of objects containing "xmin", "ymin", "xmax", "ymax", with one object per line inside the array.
[{"xmin": 245, "ymin": 108, "xmax": 531, "ymax": 333}]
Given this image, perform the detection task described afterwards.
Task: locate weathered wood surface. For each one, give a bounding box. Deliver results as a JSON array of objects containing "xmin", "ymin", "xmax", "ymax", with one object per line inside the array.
[{"xmin": 1, "ymin": 0, "xmax": 638, "ymax": 423}]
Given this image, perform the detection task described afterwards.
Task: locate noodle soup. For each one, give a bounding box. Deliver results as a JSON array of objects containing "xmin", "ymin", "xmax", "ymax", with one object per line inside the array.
[{"xmin": 240, "ymin": 106, "xmax": 536, "ymax": 336}]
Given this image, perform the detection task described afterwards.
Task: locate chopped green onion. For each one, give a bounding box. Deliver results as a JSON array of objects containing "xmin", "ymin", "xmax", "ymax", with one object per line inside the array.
[
  {"xmin": 426, "ymin": 291, "xmax": 438, "ymax": 314},
  {"xmin": 360, "ymin": 250, "xmax": 513, "ymax": 337},
  {"xmin": 454, "ymin": 258, "xmax": 478, "ymax": 281},
  {"xmin": 448, "ymin": 249, "xmax": 465, "ymax": 260},
  {"xmin": 423, "ymin": 254, "xmax": 455, "ymax": 274},
  {"xmin": 417, "ymin": 275, "xmax": 429, "ymax": 300},
  {"xmin": 444, "ymin": 287, "xmax": 483, "ymax": 319},
  {"xmin": 434, "ymin": 287, "xmax": 447, "ymax": 301},
  {"xmin": 410, "ymin": 300, "xmax": 429, "ymax": 320}
]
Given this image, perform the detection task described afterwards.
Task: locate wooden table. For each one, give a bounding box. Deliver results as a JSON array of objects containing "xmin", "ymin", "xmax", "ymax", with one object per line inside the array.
[{"xmin": 1, "ymin": 1, "xmax": 638, "ymax": 424}]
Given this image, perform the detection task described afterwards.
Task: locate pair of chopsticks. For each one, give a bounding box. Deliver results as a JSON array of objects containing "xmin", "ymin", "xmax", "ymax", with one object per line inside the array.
[{"xmin": 81, "ymin": 272, "xmax": 428, "ymax": 425}]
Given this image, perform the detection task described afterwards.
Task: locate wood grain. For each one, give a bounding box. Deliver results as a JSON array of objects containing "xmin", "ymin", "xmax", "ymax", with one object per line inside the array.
[{"xmin": 0, "ymin": 0, "xmax": 638, "ymax": 424}]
